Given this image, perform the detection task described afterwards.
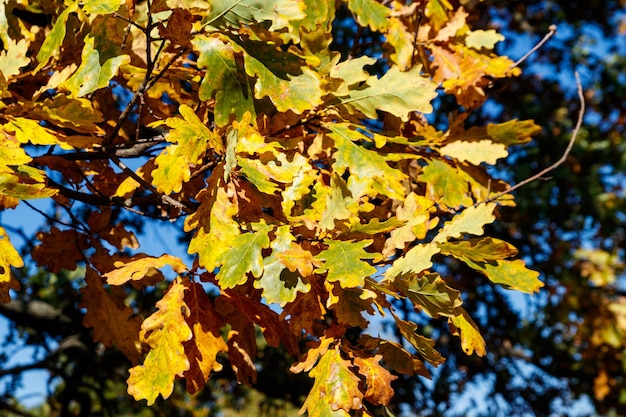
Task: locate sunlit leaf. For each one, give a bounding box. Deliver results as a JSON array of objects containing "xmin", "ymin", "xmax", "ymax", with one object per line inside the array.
[
  {"xmin": 127, "ymin": 278, "xmax": 192, "ymax": 405},
  {"xmin": 0, "ymin": 38, "xmax": 29, "ymax": 80},
  {"xmin": 61, "ymin": 35, "xmax": 130, "ymax": 97},
  {"xmin": 433, "ymin": 203, "xmax": 497, "ymax": 243},
  {"xmin": 347, "ymin": 0, "xmax": 390, "ymax": 32},
  {"xmin": 316, "ymin": 239, "xmax": 380, "ymax": 288},
  {"xmin": 217, "ymin": 221, "xmax": 273, "ymax": 289},
  {"xmin": 103, "ymin": 254, "xmax": 187, "ymax": 285},
  {"xmin": 192, "ymin": 36, "xmax": 256, "ymax": 127},
  {"xmin": 465, "ymin": 30, "xmax": 505, "ymax": 50},
  {"xmin": 206, "ymin": 0, "xmax": 305, "ymax": 32},
  {"xmin": 300, "ymin": 345, "xmax": 363, "ymax": 417},
  {"xmin": 35, "ymin": 2, "xmax": 78, "ymax": 72},
  {"xmin": 82, "ymin": 0, "xmax": 122, "ymax": 14},
  {"xmin": 0, "ymin": 227, "xmax": 22, "ymax": 303},
  {"xmin": 254, "ymin": 225, "xmax": 311, "ymax": 306},
  {"xmin": 448, "ymin": 308, "xmax": 486, "ymax": 356},
  {"xmin": 439, "ymin": 140, "xmax": 508, "ymax": 165},
  {"xmin": 340, "ymin": 66, "xmax": 438, "ymax": 121}
]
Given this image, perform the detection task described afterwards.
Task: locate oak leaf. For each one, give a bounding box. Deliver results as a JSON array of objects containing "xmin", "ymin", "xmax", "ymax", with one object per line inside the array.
[
  {"xmin": 300, "ymin": 345, "xmax": 363, "ymax": 416},
  {"xmin": 339, "ymin": 66, "xmax": 438, "ymax": 121},
  {"xmin": 216, "ymin": 221, "xmax": 273, "ymax": 289},
  {"xmin": 448, "ymin": 308, "xmax": 486, "ymax": 356},
  {"xmin": 0, "ymin": 227, "xmax": 22, "ymax": 303},
  {"xmin": 353, "ymin": 354, "xmax": 397, "ymax": 406},
  {"xmin": 315, "ymin": 239, "xmax": 381, "ymax": 288},
  {"xmin": 80, "ymin": 269, "xmax": 143, "ymax": 364},
  {"xmin": 103, "ymin": 254, "xmax": 187, "ymax": 286},
  {"xmin": 61, "ymin": 35, "xmax": 130, "ymax": 97},
  {"xmin": 127, "ymin": 278, "xmax": 192, "ymax": 405},
  {"xmin": 182, "ymin": 282, "xmax": 228, "ymax": 394}
]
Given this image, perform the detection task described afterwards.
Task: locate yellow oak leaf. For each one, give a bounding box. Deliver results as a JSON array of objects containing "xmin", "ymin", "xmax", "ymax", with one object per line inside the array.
[
  {"xmin": 300, "ymin": 345, "xmax": 363, "ymax": 417},
  {"xmin": 433, "ymin": 203, "xmax": 496, "ymax": 243},
  {"xmin": 185, "ymin": 168, "xmax": 241, "ymax": 272},
  {"xmin": 448, "ymin": 308, "xmax": 486, "ymax": 356},
  {"xmin": 0, "ymin": 227, "xmax": 22, "ymax": 303},
  {"xmin": 439, "ymin": 140, "xmax": 508, "ymax": 165},
  {"xmin": 127, "ymin": 278, "xmax": 192, "ymax": 405},
  {"xmin": 104, "ymin": 254, "xmax": 187, "ymax": 286}
]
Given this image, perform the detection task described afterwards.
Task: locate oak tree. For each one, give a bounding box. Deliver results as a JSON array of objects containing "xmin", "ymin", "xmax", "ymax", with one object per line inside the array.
[{"xmin": 0, "ymin": 0, "xmax": 584, "ymax": 415}]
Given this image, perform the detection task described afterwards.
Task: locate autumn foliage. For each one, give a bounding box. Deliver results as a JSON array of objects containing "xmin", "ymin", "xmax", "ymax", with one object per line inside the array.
[{"xmin": 1, "ymin": 0, "xmax": 547, "ymax": 413}]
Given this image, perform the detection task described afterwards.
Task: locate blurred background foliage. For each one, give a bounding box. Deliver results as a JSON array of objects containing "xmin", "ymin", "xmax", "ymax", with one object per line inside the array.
[{"xmin": 0, "ymin": 0, "xmax": 625, "ymax": 416}]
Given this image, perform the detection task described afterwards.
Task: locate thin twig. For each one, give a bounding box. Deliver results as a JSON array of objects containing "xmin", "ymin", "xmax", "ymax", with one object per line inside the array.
[
  {"xmin": 511, "ymin": 25, "xmax": 558, "ymax": 69},
  {"xmin": 482, "ymin": 72, "xmax": 585, "ymax": 204}
]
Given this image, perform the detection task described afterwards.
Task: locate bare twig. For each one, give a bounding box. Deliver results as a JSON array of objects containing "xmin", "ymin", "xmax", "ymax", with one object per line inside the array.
[
  {"xmin": 482, "ymin": 72, "xmax": 585, "ymax": 204},
  {"xmin": 511, "ymin": 24, "xmax": 558, "ymax": 69}
]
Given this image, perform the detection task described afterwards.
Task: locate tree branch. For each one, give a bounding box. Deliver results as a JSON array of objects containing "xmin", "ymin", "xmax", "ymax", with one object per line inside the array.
[
  {"xmin": 511, "ymin": 24, "xmax": 558, "ymax": 69},
  {"xmin": 482, "ymin": 72, "xmax": 585, "ymax": 204}
]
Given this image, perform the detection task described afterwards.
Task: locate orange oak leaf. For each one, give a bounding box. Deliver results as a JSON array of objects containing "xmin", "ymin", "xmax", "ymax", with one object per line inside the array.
[
  {"xmin": 215, "ymin": 294, "xmax": 258, "ymax": 385},
  {"xmin": 31, "ymin": 227, "xmax": 88, "ymax": 273},
  {"xmin": 79, "ymin": 268, "xmax": 143, "ymax": 364},
  {"xmin": 181, "ymin": 282, "xmax": 227, "ymax": 394},
  {"xmin": 353, "ymin": 354, "xmax": 398, "ymax": 406}
]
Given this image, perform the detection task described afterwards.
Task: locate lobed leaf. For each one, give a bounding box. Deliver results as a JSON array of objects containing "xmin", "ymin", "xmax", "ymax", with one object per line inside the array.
[
  {"xmin": 216, "ymin": 221, "xmax": 273, "ymax": 289},
  {"xmin": 448, "ymin": 308, "xmax": 486, "ymax": 356},
  {"xmin": 339, "ymin": 66, "xmax": 438, "ymax": 121},
  {"xmin": 80, "ymin": 269, "xmax": 143, "ymax": 364},
  {"xmin": 103, "ymin": 254, "xmax": 187, "ymax": 286},
  {"xmin": 193, "ymin": 36, "xmax": 256, "ymax": 127},
  {"xmin": 300, "ymin": 345, "xmax": 363, "ymax": 417},
  {"xmin": 127, "ymin": 278, "xmax": 192, "ymax": 405},
  {"xmin": 315, "ymin": 239, "xmax": 380, "ymax": 289},
  {"xmin": 0, "ymin": 227, "xmax": 22, "ymax": 303}
]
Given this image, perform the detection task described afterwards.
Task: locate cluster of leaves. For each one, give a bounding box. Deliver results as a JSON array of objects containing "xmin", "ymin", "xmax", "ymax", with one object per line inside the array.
[{"xmin": 1, "ymin": 0, "xmax": 547, "ymax": 413}]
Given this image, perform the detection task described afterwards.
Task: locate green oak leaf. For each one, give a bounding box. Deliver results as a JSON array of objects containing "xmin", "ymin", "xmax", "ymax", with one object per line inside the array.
[
  {"xmin": 206, "ymin": 0, "xmax": 305, "ymax": 32},
  {"xmin": 315, "ymin": 239, "xmax": 380, "ymax": 288},
  {"xmin": 339, "ymin": 66, "xmax": 437, "ymax": 121},
  {"xmin": 61, "ymin": 36, "xmax": 130, "ymax": 97},
  {"xmin": 327, "ymin": 123, "xmax": 407, "ymax": 200},
  {"xmin": 217, "ymin": 221, "xmax": 273, "ymax": 289},
  {"xmin": 34, "ymin": 2, "xmax": 78, "ymax": 72},
  {"xmin": 395, "ymin": 273, "xmax": 462, "ymax": 318},
  {"xmin": 438, "ymin": 237, "xmax": 518, "ymax": 262},
  {"xmin": 254, "ymin": 225, "xmax": 310, "ymax": 306},
  {"xmin": 330, "ymin": 56, "xmax": 377, "ymax": 96},
  {"xmin": 347, "ymin": 0, "xmax": 390, "ymax": 32},
  {"xmin": 192, "ymin": 36, "xmax": 256, "ymax": 127},
  {"xmin": 243, "ymin": 54, "xmax": 322, "ymax": 113},
  {"xmin": 81, "ymin": 0, "xmax": 122, "ymax": 14},
  {"xmin": 440, "ymin": 237, "xmax": 542, "ymax": 293}
]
